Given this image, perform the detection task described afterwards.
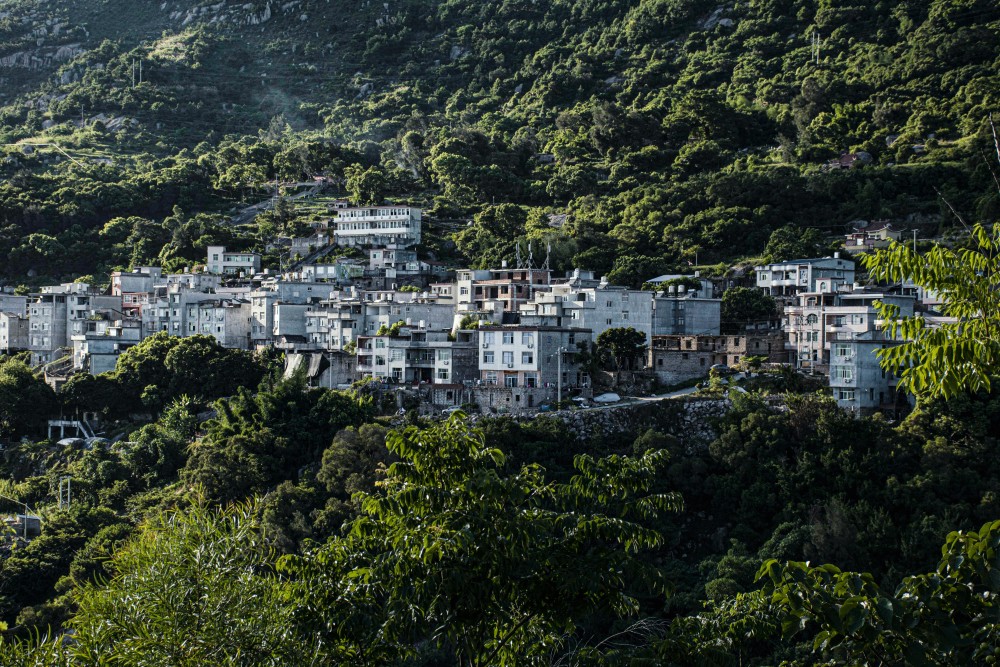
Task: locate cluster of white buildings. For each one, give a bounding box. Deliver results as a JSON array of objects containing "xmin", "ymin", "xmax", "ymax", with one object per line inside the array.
[
  {"xmin": 2, "ymin": 236, "xmax": 731, "ymax": 413},
  {"xmin": 0, "ymin": 197, "xmax": 946, "ymax": 418}
]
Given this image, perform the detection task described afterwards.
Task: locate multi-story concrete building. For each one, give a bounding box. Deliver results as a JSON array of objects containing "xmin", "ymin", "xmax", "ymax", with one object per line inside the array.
[
  {"xmin": 298, "ymin": 260, "xmax": 365, "ymax": 284},
  {"xmin": 653, "ymin": 291, "xmax": 722, "ymax": 336},
  {"xmin": 111, "ymin": 267, "xmax": 164, "ymax": 319},
  {"xmin": 359, "ymin": 291, "xmax": 457, "ymax": 337},
  {"xmin": 477, "ymin": 325, "xmax": 590, "ymax": 389},
  {"xmin": 755, "ymin": 255, "xmax": 855, "ymax": 297},
  {"xmin": 457, "ymin": 266, "xmax": 552, "ymax": 314},
  {"xmin": 519, "ymin": 282, "xmax": 655, "ymax": 343},
  {"xmin": 827, "ymin": 330, "xmax": 904, "ymax": 414},
  {"xmin": 0, "ymin": 293, "xmax": 28, "ymax": 317},
  {"xmin": 0, "ymin": 312, "xmax": 29, "ymax": 353},
  {"xmin": 782, "ymin": 287, "xmax": 915, "ymax": 414},
  {"xmin": 844, "ymin": 220, "xmax": 904, "ymax": 251},
  {"xmin": 206, "ymin": 246, "xmax": 262, "ymax": 276},
  {"xmin": 356, "ymin": 328, "xmax": 477, "ymax": 386},
  {"xmin": 71, "ymin": 318, "xmax": 143, "ymax": 375},
  {"xmin": 27, "ymin": 284, "xmax": 122, "ymax": 366},
  {"xmin": 186, "ymin": 299, "xmax": 252, "ymax": 349},
  {"xmin": 304, "ymin": 294, "xmax": 365, "ymax": 352},
  {"xmin": 332, "ymin": 206, "xmax": 422, "ymax": 248},
  {"xmin": 248, "ymin": 280, "xmax": 340, "ymax": 348},
  {"xmin": 784, "ymin": 289, "xmax": 914, "ymax": 373}
]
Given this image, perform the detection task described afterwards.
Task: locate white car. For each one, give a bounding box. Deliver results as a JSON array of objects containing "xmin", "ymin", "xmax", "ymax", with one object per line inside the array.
[{"xmin": 593, "ymin": 392, "xmax": 621, "ymax": 403}]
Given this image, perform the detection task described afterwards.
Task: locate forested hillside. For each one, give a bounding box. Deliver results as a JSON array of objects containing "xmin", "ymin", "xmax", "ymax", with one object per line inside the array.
[{"xmin": 0, "ymin": 0, "xmax": 999, "ymax": 284}]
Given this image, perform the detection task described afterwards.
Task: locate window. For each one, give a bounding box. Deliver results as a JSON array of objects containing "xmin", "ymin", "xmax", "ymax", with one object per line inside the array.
[
  {"xmin": 502, "ymin": 351, "xmax": 514, "ymax": 364},
  {"xmin": 623, "ymin": 311, "xmax": 629, "ymax": 320},
  {"xmin": 521, "ymin": 352, "xmax": 534, "ymax": 364},
  {"xmin": 484, "ymin": 331, "xmax": 495, "ymax": 344},
  {"xmin": 504, "ymin": 376, "xmax": 518, "ymax": 388},
  {"xmin": 484, "ymin": 351, "xmax": 495, "ymax": 363},
  {"xmin": 438, "ymin": 349, "xmax": 451, "ymax": 361},
  {"xmin": 485, "ymin": 372, "xmax": 498, "ymax": 384},
  {"xmin": 521, "ymin": 332, "xmax": 533, "ymax": 345},
  {"xmin": 833, "ymin": 366, "xmax": 854, "ymax": 382},
  {"xmin": 525, "ymin": 374, "xmax": 537, "ymax": 388},
  {"xmin": 682, "ymin": 353, "xmax": 689, "ymax": 360},
  {"xmin": 390, "ymin": 349, "xmax": 404, "ymax": 361},
  {"xmin": 806, "ymin": 314, "xmax": 818, "ymax": 324},
  {"xmin": 837, "ymin": 388, "xmax": 855, "ymax": 401},
  {"xmin": 437, "ymin": 369, "xmax": 449, "ymax": 380},
  {"xmin": 834, "ymin": 343, "xmax": 852, "ymax": 357},
  {"xmin": 503, "ymin": 332, "xmax": 514, "ymax": 345}
]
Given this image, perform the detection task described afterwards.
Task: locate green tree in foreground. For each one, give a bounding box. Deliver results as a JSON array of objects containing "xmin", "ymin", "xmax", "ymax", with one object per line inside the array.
[
  {"xmin": 280, "ymin": 415, "xmax": 682, "ymax": 666},
  {"xmin": 863, "ymin": 223, "xmax": 1000, "ymax": 400},
  {"xmin": 759, "ymin": 520, "xmax": 1000, "ymax": 665},
  {"xmin": 0, "ymin": 503, "xmax": 321, "ymax": 666}
]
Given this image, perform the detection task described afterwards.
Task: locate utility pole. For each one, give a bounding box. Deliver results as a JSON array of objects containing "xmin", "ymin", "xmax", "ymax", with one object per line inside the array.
[
  {"xmin": 139, "ymin": 59, "xmax": 142, "ymax": 85},
  {"xmin": 131, "ymin": 59, "xmax": 136, "ymax": 88},
  {"xmin": 556, "ymin": 345, "xmax": 566, "ymax": 405}
]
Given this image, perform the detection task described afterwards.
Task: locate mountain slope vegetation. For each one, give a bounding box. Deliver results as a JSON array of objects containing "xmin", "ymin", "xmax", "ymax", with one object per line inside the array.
[{"xmin": 0, "ymin": 0, "xmax": 998, "ymax": 283}]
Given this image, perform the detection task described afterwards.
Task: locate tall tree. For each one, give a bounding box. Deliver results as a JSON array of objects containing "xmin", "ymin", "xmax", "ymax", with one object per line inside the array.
[
  {"xmin": 280, "ymin": 416, "xmax": 681, "ymax": 666},
  {"xmin": 863, "ymin": 224, "xmax": 1000, "ymax": 400}
]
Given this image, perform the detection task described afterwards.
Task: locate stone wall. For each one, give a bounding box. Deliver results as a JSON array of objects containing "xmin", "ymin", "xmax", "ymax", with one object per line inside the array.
[{"xmin": 473, "ymin": 396, "xmax": 731, "ymax": 453}]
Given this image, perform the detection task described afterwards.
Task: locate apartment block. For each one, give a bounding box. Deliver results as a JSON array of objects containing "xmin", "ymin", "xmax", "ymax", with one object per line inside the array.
[
  {"xmin": 477, "ymin": 326, "xmax": 590, "ymax": 389},
  {"xmin": 28, "ymin": 284, "xmax": 122, "ymax": 366},
  {"xmin": 755, "ymin": 255, "xmax": 855, "ymax": 297},
  {"xmin": 519, "ymin": 282, "xmax": 655, "ymax": 343},
  {"xmin": 206, "ymin": 246, "xmax": 262, "ymax": 276},
  {"xmin": 332, "ymin": 206, "xmax": 422, "ymax": 248}
]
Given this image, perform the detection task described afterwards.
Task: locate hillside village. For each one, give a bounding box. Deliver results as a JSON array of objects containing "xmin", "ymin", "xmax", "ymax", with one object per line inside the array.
[{"xmin": 0, "ymin": 204, "xmax": 944, "ymax": 419}]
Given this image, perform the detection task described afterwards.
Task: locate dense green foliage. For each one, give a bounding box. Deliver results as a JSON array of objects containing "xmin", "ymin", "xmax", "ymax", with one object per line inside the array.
[
  {"xmin": 0, "ymin": 0, "xmax": 998, "ymax": 284},
  {"xmin": 864, "ymin": 222, "xmax": 1000, "ymax": 399}
]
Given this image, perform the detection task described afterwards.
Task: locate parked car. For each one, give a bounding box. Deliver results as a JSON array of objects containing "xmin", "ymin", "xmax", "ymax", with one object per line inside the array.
[
  {"xmin": 710, "ymin": 364, "xmax": 735, "ymax": 375},
  {"xmin": 593, "ymin": 392, "xmax": 621, "ymax": 403}
]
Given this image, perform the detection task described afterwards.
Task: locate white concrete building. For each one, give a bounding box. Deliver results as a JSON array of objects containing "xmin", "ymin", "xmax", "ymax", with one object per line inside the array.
[
  {"xmin": 755, "ymin": 255, "xmax": 855, "ymax": 297},
  {"xmin": 0, "ymin": 312, "xmax": 29, "ymax": 353},
  {"xmin": 332, "ymin": 206, "xmax": 422, "ymax": 248},
  {"xmin": 519, "ymin": 282, "xmax": 655, "ymax": 343},
  {"xmin": 206, "ymin": 246, "xmax": 262, "ymax": 276},
  {"xmin": 249, "ymin": 281, "xmax": 340, "ymax": 348},
  {"xmin": 72, "ymin": 319, "xmax": 143, "ymax": 375},
  {"xmin": 27, "ymin": 284, "xmax": 122, "ymax": 366},
  {"xmin": 477, "ymin": 326, "xmax": 590, "ymax": 390}
]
